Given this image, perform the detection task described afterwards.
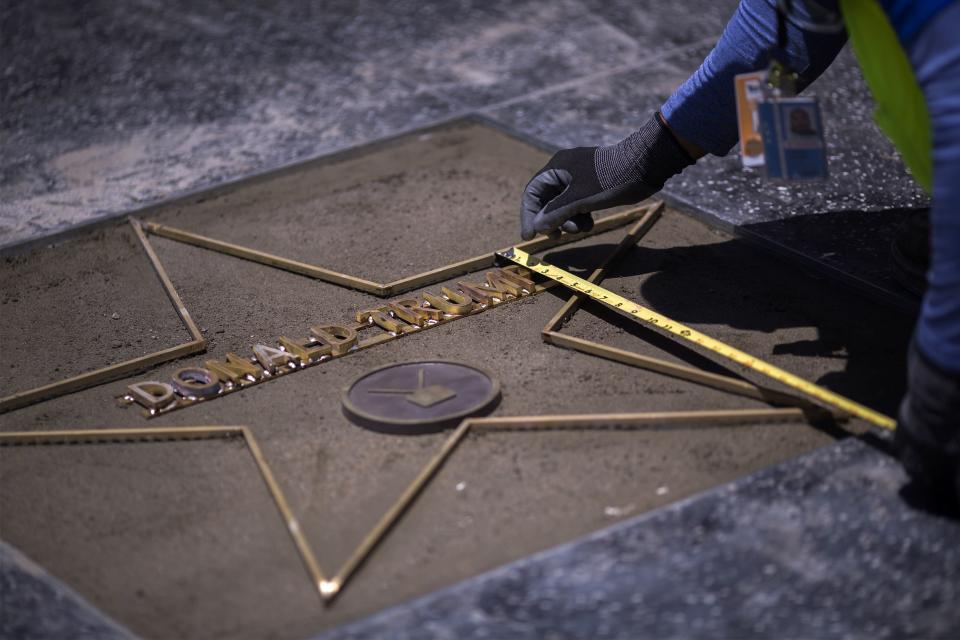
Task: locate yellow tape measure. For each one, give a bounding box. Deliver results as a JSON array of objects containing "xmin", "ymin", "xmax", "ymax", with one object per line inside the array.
[{"xmin": 500, "ymin": 247, "xmax": 896, "ymax": 430}]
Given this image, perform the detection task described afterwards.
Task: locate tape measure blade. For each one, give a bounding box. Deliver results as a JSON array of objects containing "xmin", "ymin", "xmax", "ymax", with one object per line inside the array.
[{"xmin": 504, "ymin": 247, "xmax": 895, "ymax": 430}]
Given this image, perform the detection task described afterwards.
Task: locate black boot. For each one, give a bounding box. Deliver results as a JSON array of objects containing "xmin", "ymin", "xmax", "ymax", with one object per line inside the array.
[{"xmin": 896, "ymin": 341, "xmax": 960, "ymax": 505}]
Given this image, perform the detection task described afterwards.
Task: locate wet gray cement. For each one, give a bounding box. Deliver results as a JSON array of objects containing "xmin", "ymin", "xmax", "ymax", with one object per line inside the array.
[
  {"xmin": 146, "ymin": 119, "xmax": 553, "ymax": 283},
  {"xmin": 0, "ymin": 222, "xmax": 193, "ymax": 395},
  {"xmin": 0, "ymin": 122, "xmax": 914, "ymax": 638}
]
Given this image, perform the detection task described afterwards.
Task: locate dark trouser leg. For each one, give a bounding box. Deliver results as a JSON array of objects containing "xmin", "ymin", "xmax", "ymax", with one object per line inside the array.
[{"xmin": 897, "ymin": 1, "xmax": 960, "ymax": 500}]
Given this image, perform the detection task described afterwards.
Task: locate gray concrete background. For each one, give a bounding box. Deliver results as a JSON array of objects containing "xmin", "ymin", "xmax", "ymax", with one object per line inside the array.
[{"xmin": 0, "ymin": 541, "xmax": 133, "ymax": 640}]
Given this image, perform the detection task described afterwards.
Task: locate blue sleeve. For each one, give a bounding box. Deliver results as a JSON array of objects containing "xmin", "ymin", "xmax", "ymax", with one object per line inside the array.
[
  {"xmin": 882, "ymin": 0, "xmax": 958, "ymax": 43},
  {"xmin": 661, "ymin": 0, "xmax": 848, "ymax": 156}
]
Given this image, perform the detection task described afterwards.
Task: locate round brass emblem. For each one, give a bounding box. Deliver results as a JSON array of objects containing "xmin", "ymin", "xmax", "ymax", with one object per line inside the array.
[{"xmin": 342, "ymin": 361, "xmax": 500, "ymax": 434}]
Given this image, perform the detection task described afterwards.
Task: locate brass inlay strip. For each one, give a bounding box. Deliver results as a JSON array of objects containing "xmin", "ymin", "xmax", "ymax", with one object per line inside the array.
[
  {"xmin": 144, "ymin": 204, "xmax": 656, "ymax": 296},
  {"xmin": 542, "ymin": 202, "xmax": 664, "ymax": 333},
  {"xmin": 328, "ymin": 407, "xmax": 805, "ymax": 600},
  {"xmin": 0, "ymin": 426, "xmax": 324, "ymax": 600},
  {"xmin": 0, "ymin": 219, "xmax": 207, "ymax": 414},
  {"xmin": 143, "ymin": 222, "xmax": 384, "ymax": 294},
  {"xmin": 0, "ymin": 407, "xmax": 805, "ymax": 604},
  {"xmin": 131, "ymin": 218, "xmax": 204, "ymax": 343},
  {"xmin": 538, "ymin": 208, "xmax": 831, "ymax": 420}
]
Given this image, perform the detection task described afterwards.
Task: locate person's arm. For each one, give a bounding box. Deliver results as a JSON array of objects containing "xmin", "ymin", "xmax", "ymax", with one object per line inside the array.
[
  {"xmin": 662, "ymin": 0, "xmax": 847, "ymax": 155},
  {"xmin": 520, "ymin": 0, "xmax": 848, "ymax": 240}
]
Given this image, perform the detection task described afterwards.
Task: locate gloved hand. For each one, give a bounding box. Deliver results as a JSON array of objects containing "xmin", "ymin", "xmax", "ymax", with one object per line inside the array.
[
  {"xmin": 520, "ymin": 112, "xmax": 695, "ymax": 240},
  {"xmin": 896, "ymin": 341, "xmax": 960, "ymax": 503}
]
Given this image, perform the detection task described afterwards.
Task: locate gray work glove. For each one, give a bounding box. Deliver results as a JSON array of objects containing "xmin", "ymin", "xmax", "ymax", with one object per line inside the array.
[
  {"xmin": 896, "ymin": 341, "xmax": 960, "ymax": 503},
  {"xmin": 520, "ymin": 112, "xmax": 694, "ymax": 240}
]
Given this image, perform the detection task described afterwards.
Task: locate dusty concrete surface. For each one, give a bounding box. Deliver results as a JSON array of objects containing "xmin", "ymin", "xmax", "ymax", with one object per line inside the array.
[
  {"xmin": 147, "ymin": 119, "xmax": 551, "ymax": 282},
  {"xmin": 0, "ymin": 223, "xmax": 193, "ymax": 395},
  {"xmin": 0, "ymin": 122, "xmax": 913, "ymax": 639}
]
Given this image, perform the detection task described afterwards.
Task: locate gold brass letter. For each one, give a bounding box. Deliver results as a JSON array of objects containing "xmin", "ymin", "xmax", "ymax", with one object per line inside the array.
[
  {"xmin": 205, "ymin": 352, "xmax": 264, "ymax": 384},
  {"xmin": 171, "ymin": 367, "xmax": 221, "ymax": 399},
  {"xmin": 390, "ymin": 299, "xmax": 443, "ymax": 326},
  {"xmin": 459, "ymin": 268, "xmax": 535, "ymax": 304},
  {"xmin": 486, "ymin": 268, "xmax": 535, "ymax": 296},
  {"xmin": 309, "ymin": 324, "xmax": 358, "ymax": 356},
  {"xmin": 355, "ymin": 309, "xmax": 413, "ymax": 334},
  {"xmin": 279, "ymin": 336, "xmax": 328, "ymax": 363},
  {"xmin": 456, "ymin": 281, "xmax": 500, "ymax": 305},
  {"xmin": 127, "ymin": 381, "xmax": 175, "ymax": 409},
  {"xmin": 422, "ymin": 288, "xmax": 475, "ymax": 315},
  {"xmin": 252, "ymin": 343, "xmax": 299, "ymax": 373},
  {"xmin": 503, "ymin": 264, "xmax": 536, "ymax": 279}
]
